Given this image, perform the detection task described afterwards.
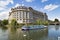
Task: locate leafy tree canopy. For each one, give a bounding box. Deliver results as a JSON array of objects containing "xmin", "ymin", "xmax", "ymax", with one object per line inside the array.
[
  {"xmin": 2, "ymin": 19, "xmax": 8, "ymax": 25},
  {"xmin": 10, "ymin": 19, "xmax": 17, "ymax": 26},
  {"xmin": 54, "ymin": 18, "xmax": 59, "ymax": 22}
]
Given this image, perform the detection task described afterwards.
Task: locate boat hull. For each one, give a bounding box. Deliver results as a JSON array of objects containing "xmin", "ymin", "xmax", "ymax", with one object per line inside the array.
[{"xmin": 21, "ymin": 25, "xmax": 47, "ymax": 30}]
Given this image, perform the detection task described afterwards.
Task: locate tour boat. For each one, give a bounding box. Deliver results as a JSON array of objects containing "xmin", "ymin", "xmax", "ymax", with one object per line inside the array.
[{"xmin": 21, "ymin": 25, "xmax": 47, "ymax": 30}]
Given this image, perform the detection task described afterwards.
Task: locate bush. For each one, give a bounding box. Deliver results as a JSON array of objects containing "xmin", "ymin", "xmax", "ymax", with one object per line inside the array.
[
  {"xmin": 2, "ymin": 20, "xmax": 8, "ymax": 25},
  {"xmin": 43, "ymin": 21, "xmax": 49, "ymax": 25},
  {"xmin": 35, "ymin": 19, "xmax": 49, "ymax": 25}
]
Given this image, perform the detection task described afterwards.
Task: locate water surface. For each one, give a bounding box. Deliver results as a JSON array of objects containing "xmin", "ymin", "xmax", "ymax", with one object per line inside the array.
[{"xmin": 0, "ymin": 25, "xmax": 60, "ymax": 40}]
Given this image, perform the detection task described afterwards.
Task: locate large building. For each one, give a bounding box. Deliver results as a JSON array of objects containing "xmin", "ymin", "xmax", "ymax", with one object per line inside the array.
[{"xmin": 9, "ymin": 6, "xmax": 48, "ymax": 24}]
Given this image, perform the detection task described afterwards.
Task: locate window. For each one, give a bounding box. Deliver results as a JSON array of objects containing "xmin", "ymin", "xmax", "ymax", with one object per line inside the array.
[
  {"xmin": 20, "ymin": 11, "xmax": 23, "ymax": 19},
  {"xmin": 24, "ymin": 11, "xmax": 26, "ymax": 19}
]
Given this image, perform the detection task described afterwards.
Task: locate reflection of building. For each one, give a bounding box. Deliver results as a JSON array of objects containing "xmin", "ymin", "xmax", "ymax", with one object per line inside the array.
[{"xmin": 9, "ymin": 6, "xmax": 48, "ymax": 24}]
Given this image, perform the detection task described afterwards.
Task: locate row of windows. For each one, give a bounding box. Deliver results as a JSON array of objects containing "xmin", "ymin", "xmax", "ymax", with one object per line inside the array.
[{"xmin": 13, "ymin": 11, "xmax": 30, "ymax": 19}]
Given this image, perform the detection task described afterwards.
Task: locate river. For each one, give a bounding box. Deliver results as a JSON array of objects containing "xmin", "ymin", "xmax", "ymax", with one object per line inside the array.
[{"xmin": 0, "ymin": 25, "xmax": 60, "ymax": 40}]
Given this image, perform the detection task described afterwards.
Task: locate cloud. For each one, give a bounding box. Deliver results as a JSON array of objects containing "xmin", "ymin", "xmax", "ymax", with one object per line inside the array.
[
  {"xmin": 0, "ymin": 0, "xmax": 13, "ymax": 7},
  {"xmin": 0, "ymin": 7, "xmax": 5, "ymax": 11},
  {"xmin": 14, "ymin": 4, "xmax": 21, "ymax": 7},
  {"xmin": 41, "ymin": 0, "xmax": 48, "ymax": 2},
  {"xmin": 14, "ymin": 3, "xmax": 24, "ymax": 7},
  {"xmin": 44, "ymin": 4, "xmax": 59, "ymax": 11},
  {"xmin": 0, "ymin": 9, "xmax": 11, "ymax": 20},
  {"xmin": 0, "ymin": 0, "xmax": 14, "ymax": 20},
  {"xmin": 25, "ymin": 0, "xmax": 34, "ymax": 2},
  {"xmin": 0, "ymin": 0, "xmax": 13, "ymax": 11},
  {"xmin": 0, "ymin": 3, "xmax": 25, "ymax": 20}
]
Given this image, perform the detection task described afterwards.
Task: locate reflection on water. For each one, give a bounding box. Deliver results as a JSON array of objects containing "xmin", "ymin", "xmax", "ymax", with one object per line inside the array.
[
  {"xmin": 1, "ymin": 25, "xmax": 60, "ymax": 40},
  {"xmin": 55, "ymin": 25, "xmax": 60, "ymax": 30},
  {"xmin": 22, "ymin": 29, "xmax": 48, "ymax": 40},
  {"xmin": 0, "ymin": 27, "xmax": 8, "ymax": 40},
  {"xmin": 48, "ymin": 25, "xmax": 60, "ymax": 40},
  {"xmin": 8, "ymin": 27, "xmax": 48, "ymax": 40}
]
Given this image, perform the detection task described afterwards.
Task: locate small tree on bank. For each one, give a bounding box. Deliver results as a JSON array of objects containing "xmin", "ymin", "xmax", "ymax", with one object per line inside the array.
[
  {"xmin": 35, "ymin": 19, "xmax": 48, "ymax": 25},
  {"xmin": 54, "ymin": 18, "xmax": 59, "ymax": 22},
  {"xmin": 43, "ymin": 21, "xmax": 49, "ymax": 25},
  {"xmin": 10, "ymin": 19, "xmax": 17, "ymax": 26},
  {"xmin": 36, "ymin": 19, "xmax": 43, "ymax": 25},
  {"xmin": 9, "ymin": 19, "xmax": 18, "ymax": 30}
]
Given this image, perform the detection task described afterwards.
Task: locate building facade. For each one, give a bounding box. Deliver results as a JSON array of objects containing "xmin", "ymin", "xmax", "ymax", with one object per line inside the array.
[{"xmin": 9, "ymin": 6, "xmax": 48, "ymax": 24}]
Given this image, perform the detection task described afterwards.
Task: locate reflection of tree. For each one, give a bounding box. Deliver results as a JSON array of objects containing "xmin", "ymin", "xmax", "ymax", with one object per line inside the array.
[
  {"xmin": 8, "ymin": 28, "xmax": 26, "ymax": 40},
  {"xmin": 8, "ymin": 28, "xmax": 48, "ymax": 40},
  {"xmin": 8, "ymin": 27, "xmax": 17, "ymax": 40},
  {"xmin": 55, "ymin": 25, "xmax": 59, "ymax": 30},
  {"xmin": 0, "ymin": 26, "xmax": 8, "ymax": 32}
]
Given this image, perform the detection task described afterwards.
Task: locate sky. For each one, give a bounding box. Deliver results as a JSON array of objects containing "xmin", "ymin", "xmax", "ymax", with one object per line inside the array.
[{"xmin": 0, "ymin": 0, "xmax": 60, "ymax": 21}]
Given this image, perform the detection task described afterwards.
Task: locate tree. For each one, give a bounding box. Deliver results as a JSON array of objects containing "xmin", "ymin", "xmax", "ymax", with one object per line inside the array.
[
  {"xmin": 10, "ymin": 19, "xmax": 17, "ymax": 26},
  {"xmin": 11, "ymin": 19, "xmax": 17, "ymax": 25},
  {"xmin": 36, "ymin": 19, "xmax": 43, "ymax": 25},
  {"xmin": 54, "ymin": 18, "xmax": 59, "ymax": 22},
  {"xmin": 9, "ymin": 19, "xmax": 18, "ymax": 30},
  {"xmin": 43, "ymin": 21, "xmax": 49, "ymax": 25},
  {"xmin": 0, "ymin": 20, "xmax": 3, "ymax": 26},
  {"xmin": 35, "ymin": 19, "xmax": 49, "ymax": 25},
  {"xmin": 2, "ymin": 20, "xmax": 8, "ymax": 25}
]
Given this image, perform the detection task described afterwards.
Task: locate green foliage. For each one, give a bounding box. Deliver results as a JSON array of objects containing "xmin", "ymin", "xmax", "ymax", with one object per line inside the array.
[
  {"xmin": 43, "ymin": 21, "xmax": 49, "ymax": 25},
  {"xmin": 36, "ymin": 19, "xmax": 43, "ymax": 25},
  {"xmin": 0, "ymin": 20, "xmax": 8, "ymax": 27},
  {"xmin": 10, "ymin": 19, "xmax": 17, "ymax": 26},
  {"xmin": 0, "ymin": 20, "xmax": 3, "ymax": 26},
  {"xmin": 2, "ymin": 20, "xmax": 8, "ymax": 25},
  {"xmin": 18, "ymin": 24, "xmax": 24, "ymax": 28},
  {"xmin": 35, "ymin": 19, "xmax": 49, "ymax": 25},
  {"xmin": 54, "ymin": 18, "xmax": 59, "ymax": 22},
  {"xmin": 48, "ymin": 20, "xmax": 55, "ymax": 25},
  {"xmin": 8, "ymin": 19, "xmax": 18, "ymax": 30}
]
